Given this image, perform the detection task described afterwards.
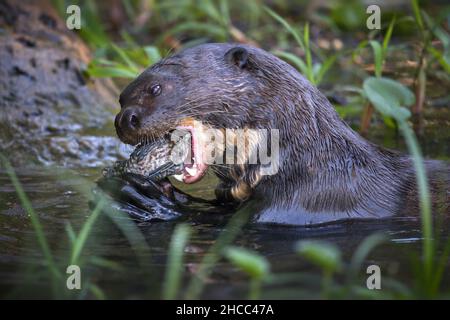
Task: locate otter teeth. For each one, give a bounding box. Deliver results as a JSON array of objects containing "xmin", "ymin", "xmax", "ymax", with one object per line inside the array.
[
  {"xmin": 172, "ymin": 174, "xmax": 184, "ymax": 182},
  {"xmin": 185, "ymin": 165, "xmax": 198, "ymax": 177}
]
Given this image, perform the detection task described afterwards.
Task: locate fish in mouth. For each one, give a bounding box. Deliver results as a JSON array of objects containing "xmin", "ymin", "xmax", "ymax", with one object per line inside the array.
[{"xmin": 103, "ymin": 128, "xmax": 209, "ymax": 185}]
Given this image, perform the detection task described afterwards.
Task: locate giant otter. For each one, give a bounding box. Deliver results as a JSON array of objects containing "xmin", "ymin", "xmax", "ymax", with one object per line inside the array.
[{"xmin": 108, "ymin": 43, "xmax": 449, "ymax": 225}]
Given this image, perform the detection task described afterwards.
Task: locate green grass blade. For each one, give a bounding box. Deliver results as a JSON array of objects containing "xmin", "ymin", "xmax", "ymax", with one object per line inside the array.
[
  {"xmin": 98, "ymin": 198, "xmax": 153, "ymax": 267},
  {"xmin": 88, "ymin": 283, "xmax": 107, "ymax": 300},
  {"xmin": 400, "ymin": 123, "xmax": 433, "ymax": 280},
  {"xmin": 219, "ymin": 0, "xmax": 231, "ymax": 26},
  {"xmin": 430, "ymin": 238, "xmax": 450, "ymax": 294},
  {"xmin": 144, "ymin": 46, "xmax": 162, "ymax": 65},
  {"xmin": 87, "ymin": 64, "xmax": 139, "ymax": 78},
  {"xmin": 303, "ymin": 23, "xmax": 314, "ymax": 83},
  {"xmin": 185, "ymin": 204, "xmax": 254, "ymax": 299},
  {"xmin": 163, "ymin": 22, "xmax": 228, "ymax": 41},
  {"xmin": 411, "ymin": 0, "xmax": 424, "ymax": 31},
  {"xmin": 120, "ymin": 31, "xmax": 140, "ymax": 48},
  {"xmin": 90, "ymin": 256, "xmax": 124, "ymax": 272},
  {"xmin": 273, "ymin": 50, "xmax": 308, "ymax": 75},
  {"xmin": 78, "ymin": 1, "xmax": 110, "ymax": 48},
  {"xmin": 111, "ymin": 44, "xmax": 140, "ymax": 72},
  {"xmin": 0, "ymin": 154, "xmax": 61, "ymax": 280},
  {"xmin": 352, "ymin": 40, "xmax": 368, "ymax": 61},
  {"xmin": 264, "ymin": 6, "xmax": 305, "ymax": 51},
  {"xmin": 382, "ymin": 17, "xmax": 396, "ymax": 56},
  {"xmin": 224, "ymin": 247, "xmax": 269, "ymax": 279},
  {"xmin": 363, "ymin": 77, "xmax": 433, "ymax": 282},
  {"xmin": 163, "ymin": 224, "xmax": 191, "ymax": 300},
  {"xmin": 65, "ymin": 222, "xmax": 77, "ymax": 246},
  {"xmin": 348, "ymin": 233, "xmax": 387, "ymax": 280},
  {"xmin": 315, "ymin": 55, "xmax": 337, "ymax": 85},
  {"xmin": 428, "ymin": 46, "xmax": 450, "ymax": 74},
  {"xmin": 70, "ymin": 198, "xmax": 105, "ymax": 265},
  {"xmin": 369, "ymin": 40, "xmax": 383, "ymax": 77},
  {"xmin": 201, "ymin": 0, "xmax": 224, "ymax": 25}
]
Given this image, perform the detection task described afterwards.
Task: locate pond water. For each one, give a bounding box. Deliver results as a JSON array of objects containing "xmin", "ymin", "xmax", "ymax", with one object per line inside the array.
[{"xmin": 0, "ymin": 112, "xmax": 449, "ymax": 299}]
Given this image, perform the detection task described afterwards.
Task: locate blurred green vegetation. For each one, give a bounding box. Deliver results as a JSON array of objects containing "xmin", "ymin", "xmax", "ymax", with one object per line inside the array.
[
  {"xmin": 49, "ymin": 0, "xmax": 450, "ymax": 127},
  {"xmin": 8, "ymin": 0, "xmax": 446, "ymax": 299}
]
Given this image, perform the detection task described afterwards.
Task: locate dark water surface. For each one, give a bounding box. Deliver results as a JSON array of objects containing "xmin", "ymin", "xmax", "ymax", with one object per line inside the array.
[{"xmin": 0, "ymin": 115, "xmax": 449, "ymax": 299}]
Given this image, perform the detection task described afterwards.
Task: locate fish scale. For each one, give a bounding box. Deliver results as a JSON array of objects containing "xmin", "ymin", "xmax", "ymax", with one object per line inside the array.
[{"xmin": 103, "ymin": 135, "xmax": 190, "ymax": 181}]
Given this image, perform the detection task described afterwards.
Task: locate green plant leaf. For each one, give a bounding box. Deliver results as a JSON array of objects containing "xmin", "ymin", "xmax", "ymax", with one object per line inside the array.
[
  {"xmin": 225, "ymin": 247, "xmax": 269, "ymax": 279},
  {"xmin": 363, "ymin": 77, "xmax": 414, "ymax": 121},
  {"xmin": 369, "ymin": 40, "xmax": 383, "ymax": 77},
  {"xmin": 296, "ymin": 241, "xmax": 342, "ymax": 273}
]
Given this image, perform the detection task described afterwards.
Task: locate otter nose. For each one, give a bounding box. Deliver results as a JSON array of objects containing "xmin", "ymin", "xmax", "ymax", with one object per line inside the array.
[{"xmin": 116, "ymin": 106, "xmax": 141, "ymax": 131}]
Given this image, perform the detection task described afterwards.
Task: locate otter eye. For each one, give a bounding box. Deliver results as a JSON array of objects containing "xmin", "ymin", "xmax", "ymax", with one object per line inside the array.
[{"xmin": 150, "ymin": 84, "xmax": 161, "ymax": 96}]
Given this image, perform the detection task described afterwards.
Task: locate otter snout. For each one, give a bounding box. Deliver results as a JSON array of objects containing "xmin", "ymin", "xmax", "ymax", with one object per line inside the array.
[{"xmin": 115, "ymin": 106, "xmax": 142, "ymax": 144}]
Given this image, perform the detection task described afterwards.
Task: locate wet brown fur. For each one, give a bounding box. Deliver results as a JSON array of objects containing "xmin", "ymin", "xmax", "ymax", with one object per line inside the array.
[{"xmin": 116, "ymin": 43, "xmax": 449, "ymax": 225}]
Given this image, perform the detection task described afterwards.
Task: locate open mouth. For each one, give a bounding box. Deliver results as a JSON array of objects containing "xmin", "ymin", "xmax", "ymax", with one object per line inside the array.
[{"xmin": 171, "ymin": 126, "xmax": 208, "ymax": 184}]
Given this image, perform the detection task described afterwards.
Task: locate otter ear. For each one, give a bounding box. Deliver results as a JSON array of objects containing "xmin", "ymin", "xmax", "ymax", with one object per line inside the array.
[{"xmin": 225, "ymin": 47, "xmax": 249, "ymax": 69}]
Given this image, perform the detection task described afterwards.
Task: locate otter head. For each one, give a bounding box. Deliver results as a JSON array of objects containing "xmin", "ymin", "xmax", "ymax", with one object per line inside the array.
[{"xmin": 115, "ymin": 43, "xmax": 271, "ymax": 187}]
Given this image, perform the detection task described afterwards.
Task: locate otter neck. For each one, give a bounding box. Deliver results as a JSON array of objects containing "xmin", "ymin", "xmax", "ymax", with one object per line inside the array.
[{"xmin": 255, "ymin": 85, "xmax": 411, "ymax": 219}]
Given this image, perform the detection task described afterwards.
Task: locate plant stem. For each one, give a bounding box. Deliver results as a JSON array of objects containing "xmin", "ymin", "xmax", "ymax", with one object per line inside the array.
[
  {"xmin": 413, "ymin": 62, "xmax": 426, "ymax": 115},
  {"xmin": 360, "ymin": 103, "xmax": 374, "ymax": 135}
]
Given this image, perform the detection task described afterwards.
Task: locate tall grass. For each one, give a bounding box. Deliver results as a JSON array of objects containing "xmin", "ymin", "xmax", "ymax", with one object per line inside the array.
[
  {"xmin": 184, "ymin": 204, "xmax": 254, "ymax": 299},
  {"xmin": 69, "ymin": 198, "xmax": 105, "ymax": 265},
  {"xmin": 3, "ymin": 0, "xmax": 450, "ymax": 300},
  {"xmin": 265, "ymin": 6, "xmax": 337, "ymax": 86},
  {"xmin": 0, "ymin": 157, "xmax": 155, "ymax": 299},
  {"xmin": 363, "ymin": 77, "xmax": 436, "ymax": 291},
  {"xmin": 0, "ymin": 154, "xmax": 62, "ymax": 295},
  {"xmin": 163, "ymin": 224, "xmax": 191, "ymax": 299}
]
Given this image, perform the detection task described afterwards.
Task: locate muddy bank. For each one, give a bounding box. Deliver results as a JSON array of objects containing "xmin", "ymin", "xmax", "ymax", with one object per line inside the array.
[{"xmin": 0, "ymin": 0, "xmax": 125, "ymax": 167}]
